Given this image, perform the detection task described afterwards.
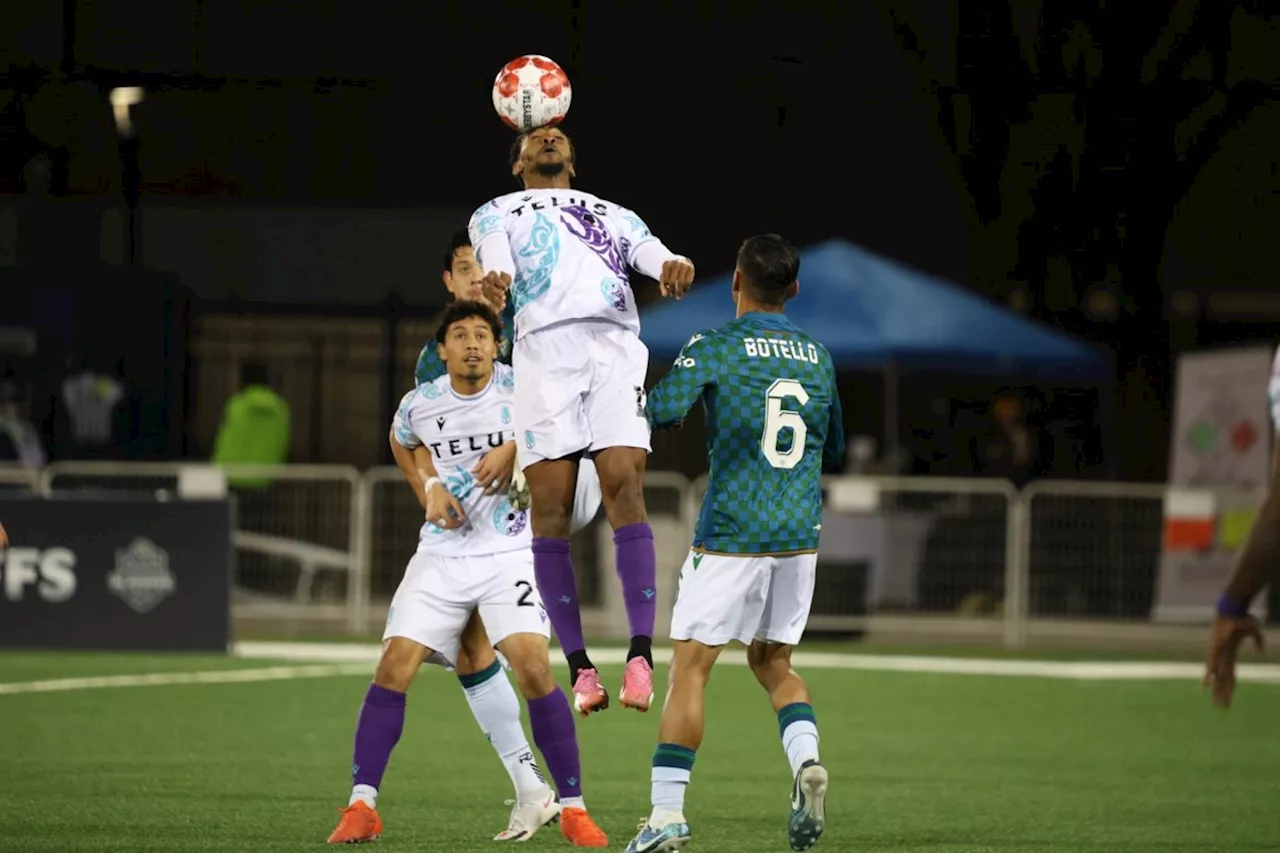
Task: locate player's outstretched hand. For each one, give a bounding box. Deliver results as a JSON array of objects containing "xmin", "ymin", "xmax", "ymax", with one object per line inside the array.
[
  {"xmin": 473, "ymin": 442, "xmax": 517, "ymax": 495},
  {"xmin": 479, "ymin": 271, "xmax": 512, "ymax": 312},
  {"xmin": 659, "ymin": 258, "xmax": 695, "ymax": 299},
  {"xmin": 1203, "ymin": 614, "xmax": 1266, "ymax": 708},
  {"xmin": 420, "ymin": 471, "xmax": 466, "ymax": 530}
]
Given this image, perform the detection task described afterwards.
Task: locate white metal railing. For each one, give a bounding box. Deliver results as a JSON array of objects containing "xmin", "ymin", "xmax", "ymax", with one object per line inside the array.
[
  {"xmin": 39, "ymin": 462, "xmax": 366, "ymax": 633},
  {"xmin": 8, "ymin": 461, "xmax": 1261, "ymax": 646}
]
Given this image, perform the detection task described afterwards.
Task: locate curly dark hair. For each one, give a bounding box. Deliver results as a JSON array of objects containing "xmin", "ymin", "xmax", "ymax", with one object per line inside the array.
[{"xmin": 434, "ymin": 299, "xmax": 504, "ymax": 346}]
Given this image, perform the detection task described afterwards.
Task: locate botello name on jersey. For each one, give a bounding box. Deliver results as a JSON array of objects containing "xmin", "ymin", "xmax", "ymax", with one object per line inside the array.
[
  {"xmin": 428, "ymin": 430, "xmax": 514, "ymax": 460},
  {"xmin": 509, "ymin": 196, "xmax": 609, "ymax": 219},
  {"xmin": 743, "ymin": 336, "xmax": 821, "ymax": 364}
]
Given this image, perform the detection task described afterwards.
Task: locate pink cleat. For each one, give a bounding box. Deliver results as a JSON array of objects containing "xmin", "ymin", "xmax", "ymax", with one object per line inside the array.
[
  {"xmin": 571, "ymin": 667, "xmax": 610, "ymax": 717},
  {"xmin": 620, "ymin": 656, "xmax": 654, "ymax": 712}
]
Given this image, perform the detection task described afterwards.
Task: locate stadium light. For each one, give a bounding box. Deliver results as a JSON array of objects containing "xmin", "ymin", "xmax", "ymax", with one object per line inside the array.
[{"xmin": 109, "ymin": 87, "xmax": 145, "ymax": 137}]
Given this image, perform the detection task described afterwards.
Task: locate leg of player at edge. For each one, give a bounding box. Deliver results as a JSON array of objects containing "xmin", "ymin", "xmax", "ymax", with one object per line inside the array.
[{"xmin": 625, "ymin": 639, "xmax": 826, "ymax": 853}]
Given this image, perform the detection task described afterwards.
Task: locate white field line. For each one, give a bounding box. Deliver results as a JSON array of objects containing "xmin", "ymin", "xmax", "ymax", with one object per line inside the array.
[
  {"xmin": 3, "ymin": 643, "xmax": 1279, "ymax": 697},
  {"xmin": 0, "ymin": 663, "xmax": 371, "ymax": 696},
  {"xmin": 234, "ymin": 641, "xmax": 1280, "ymax": 685}
]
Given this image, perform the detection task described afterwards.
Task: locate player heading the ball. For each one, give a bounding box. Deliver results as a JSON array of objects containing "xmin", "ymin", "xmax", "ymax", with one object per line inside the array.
[{"xmin": 468, "ymin": 125, "xmax": 696, "ymax": 717}]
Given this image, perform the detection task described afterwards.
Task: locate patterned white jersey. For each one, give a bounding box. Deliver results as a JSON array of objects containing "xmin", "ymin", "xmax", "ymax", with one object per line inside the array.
[
  {"xmin": 1270, "ymin": 344, "xmax": 1280, "ymax": 431},
  {"xmin": 392, "ymin": 363, "xmax": 529, "ymax": 558},
  {"xmin": 468, "ymin": 188, "xmax": 680, "ymax": 340}
]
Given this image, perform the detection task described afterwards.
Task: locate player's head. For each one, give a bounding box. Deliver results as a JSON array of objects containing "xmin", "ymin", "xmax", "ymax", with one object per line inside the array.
[
  {"xmin": 435, "ymin": 299, "xmax": 502, "ymax": 383},
  {"xmin": 510, "ymin": 126, "xmax": 576, "ymax": 186},
  {"xmin": 732, "ymin": 234, "xmax": 800, "ymax": 311},
  {"xmin": 441, "ymin": 230, "xmax": 485, "ymax": 301}
]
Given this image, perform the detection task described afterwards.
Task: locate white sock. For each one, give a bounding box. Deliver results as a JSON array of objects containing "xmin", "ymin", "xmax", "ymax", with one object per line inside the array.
[
  {"xmin": 461, "ymin": 662, "xmax": 549, "ymax": 803},
  {"xmin": 650, "ymin": 766, "xmax": 690, "ymax": 825},
  {"xmin": 561, "ymin": 796, "xmax": 586, "ymax": 810},
  {"xmin": 781, "ymin": 720, "xmax": 820, "ymax": 776},
  {"xmin": 349, "ymin": 784, "xmax": 377, "ymax": 808}
]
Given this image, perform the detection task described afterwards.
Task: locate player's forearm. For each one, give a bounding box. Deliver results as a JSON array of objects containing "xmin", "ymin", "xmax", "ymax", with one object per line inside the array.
[
  {"xmin": 389, "ymin": 428, "xmax": 435, "ymax": 510},
  {"xmin": 631, "ymin": 240, "xmax": 682, "ymax": 281},
  {"xmin": 645, "ymin": 392, "xmax": 691, "ymax": 430},
  {"xmin": 473, "ymin": 231, "xmax": 517, "ymax": 278}
]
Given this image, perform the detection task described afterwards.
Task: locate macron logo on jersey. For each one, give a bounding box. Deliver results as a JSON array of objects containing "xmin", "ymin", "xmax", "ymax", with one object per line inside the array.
[{"xmin": 436, "ymin": 417, "xmax": 446, "ymax": 431}]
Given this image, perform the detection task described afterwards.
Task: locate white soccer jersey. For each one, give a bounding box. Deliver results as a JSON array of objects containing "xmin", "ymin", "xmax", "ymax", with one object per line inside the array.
[
  {"xmin": 392, "ymin": 363, "xmax": 529, "ymax": 557},
  {"xmin": 468, "ymin": 188, "xmax": 681, "ymax": 339}
]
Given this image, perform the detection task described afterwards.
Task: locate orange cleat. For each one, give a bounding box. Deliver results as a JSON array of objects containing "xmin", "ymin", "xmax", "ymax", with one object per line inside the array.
[
  {"xmin": 327, "ymin": 801, "xmax": 383, "ymax": 844},
  {"xmin": 560, "ymin": 806, "xmax": 609, "ymax": 847}
]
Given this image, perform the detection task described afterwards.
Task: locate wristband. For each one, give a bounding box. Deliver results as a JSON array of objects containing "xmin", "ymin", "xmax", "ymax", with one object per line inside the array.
[
  {"xmin": 1216, "ymin": 594, "xmax": 1251, "ymax": 619},
  {"xmin": 424, "ymin": 477, "xmax": 441, "ymax": 492}
]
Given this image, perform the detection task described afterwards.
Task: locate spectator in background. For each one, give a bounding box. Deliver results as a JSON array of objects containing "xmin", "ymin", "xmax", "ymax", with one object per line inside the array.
[
  {"xmin": 0, "ymin": 379, "xmax": 46, "ymax": 470},
  {"xmin": 211, "ymin": 363, "xmax": 291, "ymax": 489},
  {"xmin": 970, "ymin": 391, "xmax": 1043, "ymax": 488}
]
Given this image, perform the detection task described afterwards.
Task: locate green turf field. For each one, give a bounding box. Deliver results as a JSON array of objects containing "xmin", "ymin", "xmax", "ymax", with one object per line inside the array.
[{"xmin": 2, "ymin": 651, "xmax": 1278, "ymax": 852}]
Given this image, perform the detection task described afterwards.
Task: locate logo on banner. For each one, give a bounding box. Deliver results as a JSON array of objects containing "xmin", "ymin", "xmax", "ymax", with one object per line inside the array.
[{"xmin": 107, "ymin": 537, "xmax": 176, "ymax": 613}]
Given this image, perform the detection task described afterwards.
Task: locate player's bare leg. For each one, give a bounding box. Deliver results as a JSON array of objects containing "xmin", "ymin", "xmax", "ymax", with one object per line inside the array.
[
  {"xmin": 525, "ymin": 455, "xmax": 608, "ymax": 715},
  {"xmin": 327, "ymin": 637, "xmax": 431, "ymax": 843},
  {"xmin": 624, "ymin": 639, "xmax": 720, "ymax": 852},
  {"xmin": 594, "ymin": 445, "xmax": 658, "ymax": 711},
  {"xmin": 749, "ymin": 641, "xmax": 827, "ymax": 851},
  {"xmin": 453, "ymin": 612, "xmax": 557, "ymax": 839},
  {"xmin": 497, "ymin": 632, "xmax": 608, "ymax": 847}
]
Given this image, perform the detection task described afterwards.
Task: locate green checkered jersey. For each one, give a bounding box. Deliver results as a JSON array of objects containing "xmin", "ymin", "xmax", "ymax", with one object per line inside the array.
[
  {"xmin": 414, "ymin": 301, "xmax": 516, "ymax": 384},
  {"xmin": 646, "ymin": 312, "xmax": 845, "ymax": 555}
]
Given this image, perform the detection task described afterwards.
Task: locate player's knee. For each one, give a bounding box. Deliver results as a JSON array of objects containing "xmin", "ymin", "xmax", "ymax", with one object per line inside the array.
[
  {"xmin": 748, "ymin": 643, "xmax": 795, "ymax": 691},
  {"xmin": 374, "ymin": 639, "xmax": 426, "ymax": 692},
  {"xmin": 595, "ymin": 449, "xmax": 647, "ymax": 525},
  {"xmin": 499, "ymin": 636, "xmax": 556, "ymax": 698},
  {"xmin": 531, "ymin": 499, "xmax": 572, "ymax": 539},
  {"xmin": 455, "ymin": 617, "xmax": 496, "ymax": 676}
]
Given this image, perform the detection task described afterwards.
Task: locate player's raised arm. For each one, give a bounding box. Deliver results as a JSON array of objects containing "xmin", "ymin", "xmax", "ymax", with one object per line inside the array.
[
  {"xmin": 645, "ymin": 333, "xmax": 719, "ymax": 430},
  {"xmin": 469, "ymin": 203, "xmax": 516, "ymax": 303},
  {"xmin": 822, "ymin": 378, "xmax": 846, "ymax": 473},
  {"xmin": 616, "ymin": 207, "xmax": 695, "ymax": 299}
]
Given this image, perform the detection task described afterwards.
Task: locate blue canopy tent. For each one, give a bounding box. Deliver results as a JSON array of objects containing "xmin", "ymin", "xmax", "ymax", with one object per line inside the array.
[{"xmin": 639, "ymin": 238, "xmax": 1112, "ymax": 460}]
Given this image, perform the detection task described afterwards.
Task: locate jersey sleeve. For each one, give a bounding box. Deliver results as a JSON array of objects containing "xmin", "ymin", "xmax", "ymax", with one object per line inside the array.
[
  {"xmin": 392, "ymin": 388, "xmax": 423, "ymax": 449},
  {"xmin": 822, "ymin": 373, "xmax": 846, "ymax": 472},
  {"xmin": 646, "ymin": 332, "xmax": 718, "ymax": 429},
  {"xmin": 469, "ymin": 201, "xmax": 517, "ymax": 279},
  {"xmin": 616, "ymin": 206, "xmax": 680, "ymax": 280}
]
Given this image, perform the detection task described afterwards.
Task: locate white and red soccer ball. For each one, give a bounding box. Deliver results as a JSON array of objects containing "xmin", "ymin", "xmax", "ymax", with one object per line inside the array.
[{"xmin": 492, "ymin": 55, "xmax": 572, "ymax": 133}]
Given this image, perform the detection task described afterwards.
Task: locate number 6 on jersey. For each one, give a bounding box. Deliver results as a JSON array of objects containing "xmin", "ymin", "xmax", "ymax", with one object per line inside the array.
[{"xmin": 762, "ymin": 379, "xmax": 809, "ymax": 470}]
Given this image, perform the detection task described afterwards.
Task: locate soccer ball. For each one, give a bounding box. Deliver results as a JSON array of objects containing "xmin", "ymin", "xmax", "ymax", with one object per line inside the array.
[{"xmin": 492, "ymin": 55, "xmax": 572, "ymax": 132}]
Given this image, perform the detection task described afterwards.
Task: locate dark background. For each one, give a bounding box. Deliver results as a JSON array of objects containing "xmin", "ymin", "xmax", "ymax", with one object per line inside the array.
[{"xmin": 1, "ymin": 0, "xmax": 1277, "ymax": 478}]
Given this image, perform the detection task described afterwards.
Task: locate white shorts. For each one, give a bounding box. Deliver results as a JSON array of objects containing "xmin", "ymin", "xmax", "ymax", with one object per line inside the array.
[
  {"xmin": 669, "ymin": 551, "xmax": 817, "ymax": 647},
  {"xmin": 383, "ymin": 549, "xmax": 550, "ymax": 668},
  {"xmin": 512, "ymin": 321, "xmax": 652, "ymax": 464}
]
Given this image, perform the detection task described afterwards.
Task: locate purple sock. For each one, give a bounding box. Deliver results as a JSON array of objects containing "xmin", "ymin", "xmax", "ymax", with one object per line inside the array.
[
  {"xmin": 351, "ymin": 683, "xmax": 406, "ymax": 790},
  {"xmin": 533, "ymin": 537, "xmax": 587, "ymax": 657},
  {"xmin": 527, "ymin": 687, "xmax": 583, "ymax": 799},
  {"xmin": 614, "ymin": 522, "xmax": 657, "ymax": 643}
]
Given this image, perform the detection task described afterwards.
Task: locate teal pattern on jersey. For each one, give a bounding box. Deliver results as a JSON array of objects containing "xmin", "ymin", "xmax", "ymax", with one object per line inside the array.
[
  {"xmin": 646, "ymin": 313, "xmax": 845, "ymax": 555},
  {"xmin": 513, "ymin": 212, "xmax": 558, "ymax": 314},
  {"xmin": 414, "ymin": 300, "xmax": 516, "ymax": 385}
]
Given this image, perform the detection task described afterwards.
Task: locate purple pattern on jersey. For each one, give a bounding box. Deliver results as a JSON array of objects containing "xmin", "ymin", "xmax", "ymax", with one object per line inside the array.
[{"xmin": 561, "ymin": 205, "xmax": 629, "ymax": 283}]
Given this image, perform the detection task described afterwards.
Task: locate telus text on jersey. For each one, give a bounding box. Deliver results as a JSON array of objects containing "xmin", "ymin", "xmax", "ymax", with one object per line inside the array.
[
  {"xmin": 428, "ymin": 430, "xmax": 514, "ymax": 460},
  {"xmin": 509, "ymin": 196, "xmax": 609, "ymax": 218},
  {"xmin": 743, "ymin": 337, "xmax": 820, "ymax": 364}
]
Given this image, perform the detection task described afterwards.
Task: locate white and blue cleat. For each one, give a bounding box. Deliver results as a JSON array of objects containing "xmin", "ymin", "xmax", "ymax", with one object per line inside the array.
[
  {"xmin": 788, "ymin": 760, "xmax": 828, "ymax": 851},
  {"xmin": 622, "ymin": 817, "xmax": 692, "ymax": 852}
]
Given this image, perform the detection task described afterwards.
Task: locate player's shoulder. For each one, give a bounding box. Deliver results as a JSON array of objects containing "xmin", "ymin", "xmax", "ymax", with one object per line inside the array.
[
  {"xmin": 491, "ymin": 362, "xmax": 516, "ymax": 394},
  {"xmin": 403, "ymin": 375, "xmax": 453, "ymax": 416},
  {"xmin": 470, "ymin": 193, "xmax": 523, "ymax": 222}
]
